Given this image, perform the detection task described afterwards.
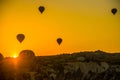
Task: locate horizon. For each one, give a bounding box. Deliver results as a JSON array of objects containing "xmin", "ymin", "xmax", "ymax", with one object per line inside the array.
[{"xmin": 1, "ymin": 50, "xmax": 120, "ymax": 58}]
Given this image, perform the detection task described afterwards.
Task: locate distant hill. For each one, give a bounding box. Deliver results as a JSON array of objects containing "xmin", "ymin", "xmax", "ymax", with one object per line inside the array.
[
  {"xmin": 36, "ymin": 50, "xmax": 120, "ymax": 64},
  {"xmin": 0, "ymin": 50, "xmax": 120, "ymax": 80}
]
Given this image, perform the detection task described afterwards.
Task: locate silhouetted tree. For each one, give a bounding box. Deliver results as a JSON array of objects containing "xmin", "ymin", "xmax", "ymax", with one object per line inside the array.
[
  {"xmin": 19, "ymin": 50, "xmax": 35, "ymax": 59},
  {"xmin": 0, "ymin": 53, "xmax": 4, "ymax": 61},
  {"xmin": 17, "ymin": 49, "xmax": 36, "ymax": 78},
  {"xmin": 0, "ymin": 53, "xmax": 4, "ymax": 80}
]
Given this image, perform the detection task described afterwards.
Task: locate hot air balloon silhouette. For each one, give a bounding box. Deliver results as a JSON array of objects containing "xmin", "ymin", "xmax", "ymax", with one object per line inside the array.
[
  {"xmin": 38, "ymin": 6, "xmax": 45, "ymax": 14},
  {"xmin": 111, "ymin": 8, "xmax": 117, "ymax": 15},
  {"xmin": 57, "ymin": 38, "xmax": 62, "ymax": 45},
  {"xmin": 16, "ymin": 34, "xmax": 25, "ymax": 43}
]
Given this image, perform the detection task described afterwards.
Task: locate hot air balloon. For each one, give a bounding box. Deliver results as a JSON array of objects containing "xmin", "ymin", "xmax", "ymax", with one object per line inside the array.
[
  {"xmin": 38, "ymin": 6, "xmax": 45, "ymax": 14},
  {"xmin": 111, "ymin": 8, "xmax": 117, "ymax": 15},
  {"xmin": 57, "ymin": 38, "xmax": 62, "ymax": 45},
  {"xmin": 17, "ymin": 34, "xmax": 25, "ymax": 43}
]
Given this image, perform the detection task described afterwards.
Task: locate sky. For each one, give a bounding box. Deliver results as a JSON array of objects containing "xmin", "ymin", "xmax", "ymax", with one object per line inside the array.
[{"xmin": 0, "ymin": 0, "xmax": 120, "ymax": 57}]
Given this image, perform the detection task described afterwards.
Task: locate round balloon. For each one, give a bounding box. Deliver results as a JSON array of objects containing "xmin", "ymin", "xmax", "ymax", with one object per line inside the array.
[
  {"xmin": 111, "ymin": 8, "xmax": 117, "ymax": 15},
  {"xmin": 57, "ymin": 38, "xmax": 62, "ymax": 45},
  {"xmin": 16, "ymin": 34, "xmax": 25, "ymax": 43},
  {"xmin": 38, "ymin": 6, "xmax": 45, "ymax": 14}
]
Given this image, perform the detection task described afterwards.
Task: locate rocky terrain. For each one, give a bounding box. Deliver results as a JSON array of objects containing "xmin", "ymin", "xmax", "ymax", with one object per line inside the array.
[{"xmin": 0, "ymin": 50, "xmax": 120, "ymax": 80}]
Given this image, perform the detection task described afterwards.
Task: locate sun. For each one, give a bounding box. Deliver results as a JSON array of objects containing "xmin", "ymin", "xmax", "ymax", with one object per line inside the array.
[
  {"xmin": 13, "ymin": 55, "xmax": 18, "ymax": 58},
  {"xmin": 12, "ymin": 51, "xmax": 18, "ymax": 58},
  {"xmin": 13, "ymin": 54, "xmax": 18, "ymax": 58}
]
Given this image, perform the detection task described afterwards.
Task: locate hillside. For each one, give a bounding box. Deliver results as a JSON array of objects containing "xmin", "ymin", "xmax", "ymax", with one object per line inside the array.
[{"xmin": 0, "ymin": 50, "xmax": 120, "ymax": 80}]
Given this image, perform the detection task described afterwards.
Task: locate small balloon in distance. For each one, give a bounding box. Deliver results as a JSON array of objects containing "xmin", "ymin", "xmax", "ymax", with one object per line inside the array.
[
  {"xmin": 16, "ymin": 34, "xmax": 25, "ymax": 43},
  {"xmin": 38, "ymin": 6, "xmax": 45, "ymax": 14},
  {"xmin": 111, "ymin": 8, "xmax": 117, "ymax": 15},
  {"xmin": 57, "ymin": 38, "xmax": 62, "ymax": 45}
]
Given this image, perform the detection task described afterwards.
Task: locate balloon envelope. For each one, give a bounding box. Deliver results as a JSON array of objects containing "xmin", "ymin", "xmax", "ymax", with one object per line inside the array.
[
  {"xmin": 17, "ymin": 34, "xmax": 25, "ymax": 43},
  {"xmin": 39, "ymin": 6, "xmax": 45, "ymax": 14},
  {"xmin": 111, "ymin": 8, "xmax": 117, "ymax": 15},
  {"xmin": 57, "ymin": 38, "xmax": 62, "ymax": 45}
]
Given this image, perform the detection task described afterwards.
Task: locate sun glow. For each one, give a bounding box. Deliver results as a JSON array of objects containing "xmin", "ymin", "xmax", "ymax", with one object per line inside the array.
[
  {"xmin": 13, "ymin": 53, "xmax": 18, "ymax": 58},
  {"xmin": 12, "ymin": 50, "xmax": 19, "ymax": 58},
  {"xmin": 13, "ymin": 55, "xmax": 17, "ymax": 58}
]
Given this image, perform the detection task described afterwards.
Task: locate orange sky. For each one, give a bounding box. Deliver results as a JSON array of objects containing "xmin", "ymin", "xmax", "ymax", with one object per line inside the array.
[{"xmin": 0, "ymin": 0, "xmax": 120, "ymax": 57}]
